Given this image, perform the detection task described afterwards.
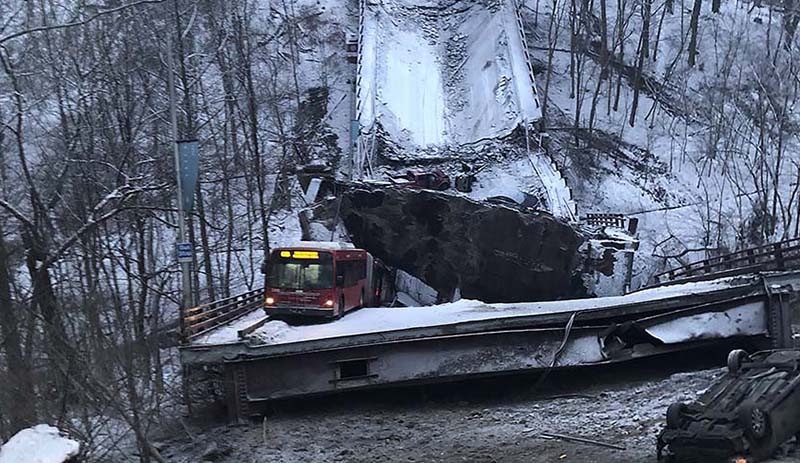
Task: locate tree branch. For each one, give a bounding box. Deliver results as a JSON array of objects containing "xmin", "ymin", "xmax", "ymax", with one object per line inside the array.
[
  {"xmin": 42, "ymin": 183, "xmax": 168, "ymax": 270},
  {"xmin": 0, "ymin": 0, "xmax": 167, "ymax": 45},
  {"xmin": 0, "ymin": 198, "xmax": 33, "ymax": 230}
]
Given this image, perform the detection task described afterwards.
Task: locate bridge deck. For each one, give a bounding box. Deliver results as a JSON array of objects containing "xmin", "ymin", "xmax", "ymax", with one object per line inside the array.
[
  {"xmin": 180, "ymin": 272, "xmax": 800, "ymax": 418},
  {"xmin": 186, "ymin": 275, "xmax": 761, "ymax": 357}
]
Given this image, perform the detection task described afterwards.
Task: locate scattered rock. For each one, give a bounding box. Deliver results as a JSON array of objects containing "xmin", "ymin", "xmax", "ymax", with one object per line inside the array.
[{"xmin": 200, "ymin": 441, "xmax": 232, "ymax": 461}]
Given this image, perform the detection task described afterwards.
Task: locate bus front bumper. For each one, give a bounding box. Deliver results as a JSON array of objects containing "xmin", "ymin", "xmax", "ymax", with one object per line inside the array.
[{"xmin": 265, "ymin": 306, "xmax": 336, "ymax": 318}]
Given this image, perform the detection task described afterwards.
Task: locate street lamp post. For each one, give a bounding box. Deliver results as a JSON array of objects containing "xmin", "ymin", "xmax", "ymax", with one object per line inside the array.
[{"xmin": 166, "ymin": 35, "xmax": 195, "ymax": 343}]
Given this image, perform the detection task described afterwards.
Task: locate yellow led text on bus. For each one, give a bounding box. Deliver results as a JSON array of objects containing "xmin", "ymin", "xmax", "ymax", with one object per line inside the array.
[{"xmin": 291, "ymin": 251, "xmax": 320, "ymax": 259}]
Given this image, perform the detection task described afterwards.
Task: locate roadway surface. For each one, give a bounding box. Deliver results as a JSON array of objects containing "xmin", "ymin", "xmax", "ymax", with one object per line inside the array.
[{"xmin": 188, "ymin": 276, "xmax": 746, "ymax": 348}]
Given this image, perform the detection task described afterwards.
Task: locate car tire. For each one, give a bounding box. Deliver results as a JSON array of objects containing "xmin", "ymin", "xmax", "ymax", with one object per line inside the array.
[
  {"xmin": 728, "ymin": 349, "xmax": 749, "ymax": 374},
  {"xmin": 666, "ymin": 403, "xmax": 685, "ymax": 429},
  {"xmin": 739, "ymin": 401, "xmax": 770, "ymax": 441}
]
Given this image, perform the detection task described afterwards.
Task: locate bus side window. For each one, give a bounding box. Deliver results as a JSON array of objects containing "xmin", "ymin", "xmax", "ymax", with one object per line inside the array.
[
  {"xmin": 338, "ymin": 261, "xmax": 362, "ymax": 287},
  {"xmin": 336, "ymin": 262, "xmax": 346, "ymax": 287},
  {"xmin": 359, "ymin": 261, "xmax": 367, "ymax": 279},
  {"xmin": 345, "ymin": 262, "xmax": 356, "ymax": 286}
]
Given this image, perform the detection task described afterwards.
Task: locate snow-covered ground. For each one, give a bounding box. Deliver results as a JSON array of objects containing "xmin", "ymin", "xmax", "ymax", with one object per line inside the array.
[
  {"xmin": 523, "ymin": 0, "xmax": 800, "ymax": 286},
  {"xmin": 0, "ymin": 425, "xmax": 80, "ymax": 463}
]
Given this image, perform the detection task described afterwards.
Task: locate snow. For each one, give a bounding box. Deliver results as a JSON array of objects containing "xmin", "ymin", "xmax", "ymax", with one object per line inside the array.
[
  {"xmin": 646, "ymin": 302, "xmax": 767, "ymax": 343},
  {"xmin": 0, "ymin": 425, "xmax": 80, "ymax": 463},
  {"xmin": 394, "ymin": 269, "xmax": 438, "ymax": 305},
  {"xmin": 182, "ymin": 275, "xmax": 747, "ymax": 347},
  {"xmin": 247, "ymin": 277, "xmax": 741, "ymax": 345},
  {"xmin": 284, "ymin": 241, "xmax": 356, "ymax": 250},
  {"xmin": 359, "ymin": 0, "xmax": 542, "ymax": 150},
  {"xmin": 525, "ymin": 0, "xmax": 800, "ymax": 285},
  {"xmin": 191, "ymin": 308, "xmax": 268, "ymax": 345},
  {"xmin": 380, "ymin": 26, "xmax": 446, "ymax": 146},
  {"xmin": 464, "ymin": 147, "xmax": 576, "ymax": 220},
  {"xmin": 469, "ymin": 157, "xmax": 546, "ymax": 203}
]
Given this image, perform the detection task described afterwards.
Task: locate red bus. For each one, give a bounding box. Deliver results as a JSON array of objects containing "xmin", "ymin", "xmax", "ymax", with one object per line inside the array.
[{"xmin": 263, "ymin": 242, "xmax": 387, "ymax": 318}]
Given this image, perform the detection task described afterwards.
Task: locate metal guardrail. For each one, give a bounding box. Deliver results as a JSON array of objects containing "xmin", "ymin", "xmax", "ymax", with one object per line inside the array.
[
  {"xmin": 183, "ymin": 288, "xmax": 265, "ymax": 341},
  {"xmin": 352, "ymin": 0, "xmax": 376, "ymax": 180},
  {"xmin": 511, "ymin": 0, "xmax": 541, "ymax": 107},
  {"xmin": 512, "ymin": 0, "xmax": 577, "ymax": 221},
  {"xmin": 584, "ymin": 213, "xmax": 626, "ymax": 228},
  {"xmin": 583, "ymin": 213, "xmax": 639, "ymax": 233},
  {"xmin": 651, "ymin": 238, "xmax": 800, "ymax": 287}
]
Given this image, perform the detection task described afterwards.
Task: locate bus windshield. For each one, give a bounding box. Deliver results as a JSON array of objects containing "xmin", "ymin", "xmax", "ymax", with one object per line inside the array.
[{"xmin": 268, "ymin": 253, "xmax": 334, "ymax": 290}]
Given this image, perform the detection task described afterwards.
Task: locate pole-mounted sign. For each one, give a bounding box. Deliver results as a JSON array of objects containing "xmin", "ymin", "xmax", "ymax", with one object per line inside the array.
[
  {"xmin": 176, "ymin": 242, "xmax": 193, "ymax": 263},
  {"xmin": 177, "ymin": 140, "xmax": 199, "ymax": 213}
]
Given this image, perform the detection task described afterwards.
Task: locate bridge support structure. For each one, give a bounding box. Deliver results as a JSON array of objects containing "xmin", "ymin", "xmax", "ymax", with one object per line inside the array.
[{"xmin": 180, "ymin": 271, "xmax": 800, "ymax": 422}]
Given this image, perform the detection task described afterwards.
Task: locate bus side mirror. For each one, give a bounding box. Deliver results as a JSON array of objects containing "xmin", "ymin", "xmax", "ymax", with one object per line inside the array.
[
  {"xmin": 336, "ymin": 274, "xmax": 344, "ymax": 287},
  {"xmin": 260, "ymin": 261, "xmax": 267, "ymax": 275}
]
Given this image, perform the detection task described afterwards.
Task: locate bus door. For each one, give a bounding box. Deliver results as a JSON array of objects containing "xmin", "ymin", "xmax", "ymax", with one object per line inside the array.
[{"xmin": 335, "ymin": 258, "xmax": 367, "ymax": 311}]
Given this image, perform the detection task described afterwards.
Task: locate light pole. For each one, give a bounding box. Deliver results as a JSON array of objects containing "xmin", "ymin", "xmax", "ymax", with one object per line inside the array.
[{"xmin": 166, "ymin": 35, "xmax": 195, "ymax": 342}]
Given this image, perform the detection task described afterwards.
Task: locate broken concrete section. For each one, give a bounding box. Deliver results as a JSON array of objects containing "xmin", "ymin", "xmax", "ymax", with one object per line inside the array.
[
  {"xmin": 180, "ymin": 271, "xmax": 800, "ymax": 421},
  {"xmin": 340, "ymin": 186, "xmax": 584, "ymax": 303}
]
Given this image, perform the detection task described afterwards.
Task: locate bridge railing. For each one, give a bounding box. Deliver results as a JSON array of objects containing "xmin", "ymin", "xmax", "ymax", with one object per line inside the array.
[
  {"xmin": 583, "ymin": 213, "xmax": 639, "ymax": 234},
  {"xmin": 650, "ymin": 238, "xmax": 800, "ymax": 287},
  {"xmin": 182, "ymin": 288, "xmax": 264, "ymax": 341}
]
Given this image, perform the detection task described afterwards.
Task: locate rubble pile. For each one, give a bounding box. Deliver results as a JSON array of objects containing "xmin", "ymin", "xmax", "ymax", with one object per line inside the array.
[{"xmin": 341, "ymin": 186, "xmax": 585, "ymax": 302}]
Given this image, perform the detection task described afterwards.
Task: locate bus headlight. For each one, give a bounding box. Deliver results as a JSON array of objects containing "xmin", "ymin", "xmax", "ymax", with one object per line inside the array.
[
  {"xmin": 265, "ymin": 297, "xmax": 275, "ymax": 305},
  {"xmin": 324, "ymin": 300, "xmax": 334, "ymax": 307}
]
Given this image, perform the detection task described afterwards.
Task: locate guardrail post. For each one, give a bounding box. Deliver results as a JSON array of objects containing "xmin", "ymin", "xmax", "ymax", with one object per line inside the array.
[
  {"xmin": 627, "ymin": 217, "xmax": 638, "ymax": 234},
  {"xmin": 722, "ymin": 255, "xmax": 732, "ymax": 270},
  {"xmin": 775, "ymin": 242, "xmax": 785, "ymax": 270}
]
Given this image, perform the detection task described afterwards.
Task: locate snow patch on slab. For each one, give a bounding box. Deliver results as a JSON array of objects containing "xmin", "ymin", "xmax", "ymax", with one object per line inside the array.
[
  {"xmin": 191, "ymin": 309, "xmax": 268, "ymax": 345},
  {"xmin": 646, "ymin": 302, "xmax": 767, "ymax": 344},
  {"xmin": 0, "ymin": 425, "xmax": 79, "ymax": 463}
]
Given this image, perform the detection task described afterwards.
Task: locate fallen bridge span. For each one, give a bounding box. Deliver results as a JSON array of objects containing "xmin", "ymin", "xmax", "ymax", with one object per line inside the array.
[{"xmin": 180, "ymin": 271, "xmax": 800, "ymax": 421}]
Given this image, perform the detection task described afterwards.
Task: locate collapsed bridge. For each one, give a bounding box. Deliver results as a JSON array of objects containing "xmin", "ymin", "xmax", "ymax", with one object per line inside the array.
[
  {"xmin": 180, "ymin": 266, "xmax": 800, "ymax": 421},
  {"xmin": 353, "ymin": 0, "xmax": 577, "ymax": 220},
  {"xmin": 177, "ymin": 0, "xmax": 800, "ymax": 423}
]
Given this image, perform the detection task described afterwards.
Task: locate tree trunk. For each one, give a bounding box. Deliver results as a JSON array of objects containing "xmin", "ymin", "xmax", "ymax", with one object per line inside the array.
[
  {"xmin": 0, "ymin": 222, "xmax": 37, "ymax": 434},
  {"xmin": 688, "ymin": 0, "xmax": 702, "ymax": 67}
]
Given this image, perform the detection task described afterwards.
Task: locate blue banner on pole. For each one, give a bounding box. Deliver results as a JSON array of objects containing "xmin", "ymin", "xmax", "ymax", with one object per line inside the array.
[{"xmin": 177, "ymin": 140, "xmax": 199, "ymax": 212}]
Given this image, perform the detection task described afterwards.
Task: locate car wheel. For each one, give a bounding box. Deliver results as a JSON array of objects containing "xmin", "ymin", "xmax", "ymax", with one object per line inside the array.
[
  {"xmin": 739, "ymin": 401, "xmax": 769, "ymax": 440},
  {"xmin": 666, "ymin": 403, "xmax": 685, "ymax": 429},
  {"xmin": 728, "ymin": 349, "xmax": 749, "ymax": 374}
]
